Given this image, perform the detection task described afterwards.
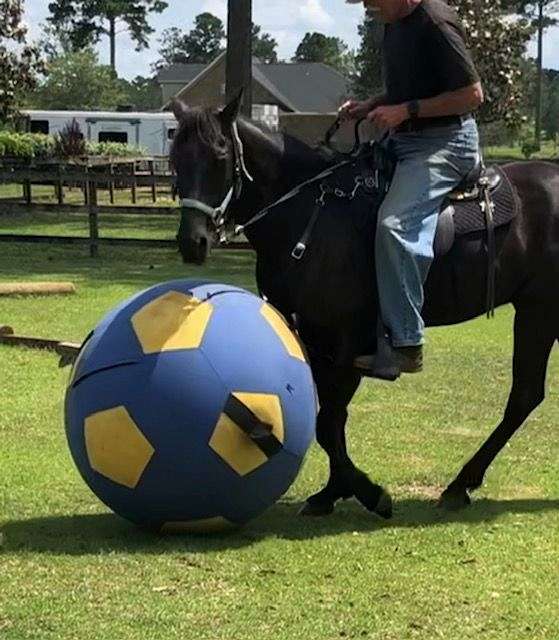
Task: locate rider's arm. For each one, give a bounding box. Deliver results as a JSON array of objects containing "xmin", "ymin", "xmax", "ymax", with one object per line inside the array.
[
  {"xmin": 414, "ymin": 82, "xmax": 484, "ymax": 118},
  {"xmin": 369, "ymin": 94, "xmax": 389, "ymax": 109}
]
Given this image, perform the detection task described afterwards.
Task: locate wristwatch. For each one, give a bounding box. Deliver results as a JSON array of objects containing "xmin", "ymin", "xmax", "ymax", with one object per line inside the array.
[{"xmin": 407, "ymin": 100, "xmax": 420, "ymax": 120}]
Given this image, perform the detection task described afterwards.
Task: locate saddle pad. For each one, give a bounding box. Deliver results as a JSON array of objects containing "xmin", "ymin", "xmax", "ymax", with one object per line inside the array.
[{"xmin": 453, "ymin": 166, "xmax": 519, "ymax": 236}]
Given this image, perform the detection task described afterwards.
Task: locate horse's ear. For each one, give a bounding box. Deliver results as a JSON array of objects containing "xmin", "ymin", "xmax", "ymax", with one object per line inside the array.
[
  {"xmin": 170, "ymin": 98, "xmax": 188, "ymax": 121},
  {"xmin": 219, "ymin": 89, "xmax": 244, "ymax": 127}
]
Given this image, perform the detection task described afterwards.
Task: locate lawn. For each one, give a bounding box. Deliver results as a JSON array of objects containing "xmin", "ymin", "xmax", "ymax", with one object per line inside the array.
[{"xmin": 0, "ymin": 240, "xmax": 558, "ymax": 640}]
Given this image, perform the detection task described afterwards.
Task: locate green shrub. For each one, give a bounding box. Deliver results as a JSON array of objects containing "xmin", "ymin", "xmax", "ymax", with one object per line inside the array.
[
  {"xmin": 0, "ymin": 131, "xmax": 56, "ymax": 160},
  {"xmin": 520, "ymin": 138, "xmax": 540, "ymax": 159},
  {"xmin": 86, "ymin": 141, "xmax": 147, "ymax": 157},
  {"xmin": 0, "ymin": 130, "xmax": 146, "ymax": 162}
]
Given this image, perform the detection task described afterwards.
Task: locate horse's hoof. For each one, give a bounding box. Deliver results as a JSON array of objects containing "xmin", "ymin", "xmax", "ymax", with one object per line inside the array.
[
  {"xmin": 438, "ymin": 486, "xmax": 471, "ymax": 511},
  {"xmin": 298, "ymin": 500, "xmax": 335, "ymax": 517},
  {"xmin": 374, "ymin": 489, "xmax": 393, "ymax": 519},
  {"xmin": 351, "ymin": 471, "xmax": 392, "ymax": 518}
]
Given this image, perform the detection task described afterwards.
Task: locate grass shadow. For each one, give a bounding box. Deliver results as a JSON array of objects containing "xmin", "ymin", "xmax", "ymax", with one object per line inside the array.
[{"xmin": 3, "ymin": 496, "xmax": 559, "ymax": 555}]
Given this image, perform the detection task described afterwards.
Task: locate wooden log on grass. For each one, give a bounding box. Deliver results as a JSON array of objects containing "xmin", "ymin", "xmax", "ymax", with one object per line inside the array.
[
  {"xmin": 0, "ymin": 282, "xmax": 76, "ymax": 295},
  {"xmin": 0, "ymin": 325, "xmax": 81, "ymax": 366}
]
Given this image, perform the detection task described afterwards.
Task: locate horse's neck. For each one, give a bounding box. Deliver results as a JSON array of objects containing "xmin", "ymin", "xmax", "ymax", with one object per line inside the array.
[{"xmin": 233, "ymin": 119, "xmax": 332, "ymax": 228}]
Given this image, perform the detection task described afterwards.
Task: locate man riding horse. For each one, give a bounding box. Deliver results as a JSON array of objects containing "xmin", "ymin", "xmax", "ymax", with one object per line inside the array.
[{"xmin": 341, "ymin": 0, "xmax": 483, "ymax": 377}]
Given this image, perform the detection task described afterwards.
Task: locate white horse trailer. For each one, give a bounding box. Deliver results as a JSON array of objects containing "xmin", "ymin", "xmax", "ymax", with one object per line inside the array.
[
  {"xmin": 22, "ymin": 105, "xmax": 280, "ymax": 157},
  {"xmin": 22, "ymin": 110, "xmax": 178, "ymax": 156}
]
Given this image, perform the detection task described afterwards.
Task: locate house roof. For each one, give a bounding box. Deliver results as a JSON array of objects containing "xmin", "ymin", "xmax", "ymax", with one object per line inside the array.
[
  {"xmin": 158, "ymin": 57, "xmax": 352, "ymax": 113},
  {"xmin": 156, "ymin": 63, "xmax": 207, "ymax": 85},
  {"xmin": 257, "ymin": 62, "xmax": 351, "ymax": 113}
]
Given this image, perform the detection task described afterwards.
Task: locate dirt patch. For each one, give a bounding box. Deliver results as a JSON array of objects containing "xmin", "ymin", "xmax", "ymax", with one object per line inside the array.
[{"xmin": 394, "ymin": 483, "xmax": 444, "ymax": 500}]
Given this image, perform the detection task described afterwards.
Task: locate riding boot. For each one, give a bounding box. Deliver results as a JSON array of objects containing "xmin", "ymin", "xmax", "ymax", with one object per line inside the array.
[{"xmin": 353, "ymin": 319, "xmax": 423, "ymax": 380}]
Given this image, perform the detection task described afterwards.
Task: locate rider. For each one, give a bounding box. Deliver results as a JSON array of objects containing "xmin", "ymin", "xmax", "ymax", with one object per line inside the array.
[{"xmin": 341, "ymin": 0, "xmax": 483, "ymax": 377}]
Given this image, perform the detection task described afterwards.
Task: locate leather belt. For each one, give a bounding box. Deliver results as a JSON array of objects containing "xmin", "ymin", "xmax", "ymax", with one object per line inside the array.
[{"xmin": 395, "ymin": 113, "xmax": 473, "ymax": 133}]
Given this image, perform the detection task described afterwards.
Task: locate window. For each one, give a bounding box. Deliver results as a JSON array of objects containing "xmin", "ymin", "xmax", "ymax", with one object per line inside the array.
[
  {"xmin": 98, "ymin": 131, "xmax": 128, "ymax": 144},
  {"xmin": 167, "ymin": 128, "xmax": 176, "ymax": 140},
  {"xmin": 30, "ymin": 120, "xmax": 49, "ymax": 134}
]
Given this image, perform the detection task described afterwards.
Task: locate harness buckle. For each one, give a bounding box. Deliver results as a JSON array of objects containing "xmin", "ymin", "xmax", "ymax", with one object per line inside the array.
[{"xmin": 291, "ymin": 242, "xmax": 306, "ymax": 260}]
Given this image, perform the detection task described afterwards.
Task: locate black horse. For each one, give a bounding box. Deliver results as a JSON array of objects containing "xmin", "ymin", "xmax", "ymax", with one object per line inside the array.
[{"xmin": 170, "ymin": 95, "xmax": 559, "ymax": 518}]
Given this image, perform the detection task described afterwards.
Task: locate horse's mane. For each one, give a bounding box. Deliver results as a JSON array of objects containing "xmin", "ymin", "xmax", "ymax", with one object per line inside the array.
[{"xmin": 170, "ymin": 106, "xmax": 337, "ymax": 170}]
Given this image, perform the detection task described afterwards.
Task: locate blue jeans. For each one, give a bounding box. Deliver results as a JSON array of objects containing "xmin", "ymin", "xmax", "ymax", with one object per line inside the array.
[{"xmin": 376, "ymin": 118, "xmax": 479, "ymax": 347}]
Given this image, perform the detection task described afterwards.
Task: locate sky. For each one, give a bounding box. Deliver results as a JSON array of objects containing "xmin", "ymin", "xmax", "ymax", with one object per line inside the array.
[{"xmin": 23, "ymin": 0, "xmax": 559, "ymax": 80}]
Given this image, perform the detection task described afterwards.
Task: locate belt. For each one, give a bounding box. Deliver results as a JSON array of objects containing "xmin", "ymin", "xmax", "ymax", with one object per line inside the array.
[{"xmin": 395, "ymin": 113, "xmax": 472, "ymax": 133}]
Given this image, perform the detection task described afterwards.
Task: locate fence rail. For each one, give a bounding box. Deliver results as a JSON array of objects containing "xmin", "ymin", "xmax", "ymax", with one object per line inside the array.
[{"xmin": 0, "ymin": 162, "xmax": 250, "ymax": 256}]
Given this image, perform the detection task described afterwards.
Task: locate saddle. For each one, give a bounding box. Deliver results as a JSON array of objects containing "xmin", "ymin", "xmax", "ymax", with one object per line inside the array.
[
  {"xmin": 433, "ymin": 160, "xmax": 513, "ymax": 256},
  {"xmin": 294, "ymin": 142, "xmax": 520, "ymax": 317}
]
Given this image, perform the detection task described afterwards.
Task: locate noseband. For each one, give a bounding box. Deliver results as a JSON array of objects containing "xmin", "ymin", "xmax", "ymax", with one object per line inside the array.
[{"xmin": 180, "ymin": 121, "xmax": 253, "ymax": 240}]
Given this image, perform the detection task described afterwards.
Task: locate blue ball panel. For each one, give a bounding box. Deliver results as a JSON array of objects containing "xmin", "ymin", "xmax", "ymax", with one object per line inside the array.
[{"xmin": 65, "ymin": 280, "xmax": 316, "ymax": 530}]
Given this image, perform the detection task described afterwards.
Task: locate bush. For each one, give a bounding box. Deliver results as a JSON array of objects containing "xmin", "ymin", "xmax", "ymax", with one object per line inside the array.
[
  {"xmin": 86, "ymin": 141, "xmax": 147, "ymax": 157},
  {"xmin": 0, "ymin": 131, "xmax": 55, "ymax": 159},
  {"xmin": 54, "ymin": 120, "xmax": 87, "ymax": 158},
  {"xmin": 0, "ymin": 129, "xmax": 146, "ymax": 161}
]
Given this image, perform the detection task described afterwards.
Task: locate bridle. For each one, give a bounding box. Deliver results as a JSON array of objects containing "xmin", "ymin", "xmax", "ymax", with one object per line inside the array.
[
  {"xmin": 180, "ymin": 121, "xmax": 253, "ymax": 242},
  {"xmin": 178, "ymin": 116, "xmax": 377, "ymax": 246}
]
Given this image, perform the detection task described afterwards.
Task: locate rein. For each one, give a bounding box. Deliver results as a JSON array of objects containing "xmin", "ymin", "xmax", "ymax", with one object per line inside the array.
[
  {"xmin": 234, "ymin": 150, "xmax": 377, "ymax": 238},
  {"xmin": 180, "ymin": 117, "xmax": 378, "ymax": 246}
]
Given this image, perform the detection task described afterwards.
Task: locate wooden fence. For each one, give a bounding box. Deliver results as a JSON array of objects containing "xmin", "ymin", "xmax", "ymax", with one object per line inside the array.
[{"xmin": 0, "ymin": 159, "xmax": 248, "ymax": 256}]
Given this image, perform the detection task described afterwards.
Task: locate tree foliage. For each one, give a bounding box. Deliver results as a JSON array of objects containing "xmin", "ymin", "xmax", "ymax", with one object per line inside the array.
[
  {"xmin": 292, "ymin": 32, "xmax": 354, "ymax": 75},
  {"xmin": 542, "ymin": 73, "xmax": 559, "ymax": 138},
  {"xmin": 154, "ymin": 13, "xmax": 225, "ymax": 69},
  {"xmin": 154, "ymin": 14, "xmax": 278, "ymax": 70},
  {"xmin": 47, "ymin": 0, "xmax": 168, "ymax": 68},
  {"xmin": 251, "ymin": 24, "xmax": 278, "ymax": 64},
  {"xmin": 447, "ymin": 0, "xmax": 533, "ymax": 127},
  {"xmin": 502, "ymin": 0, "xmax": 559, "ymax": 25},
  {"xmin": 121, "ymin": 75, "xmax": 162, "ymax": 110},
  {"xmin": 352, "ymin": 15, "xmax": 384, "ymax": 99},
  {"xmin": 0, "ymin": 0, "xmax": 45, "ymax": 124},
  {"xmin": 28, "ymin": 49, "xmax": 128, "ymax": 110},
  {"xmin": 353, "ymin": 0, "xmax": 533, "ymax": 127}
]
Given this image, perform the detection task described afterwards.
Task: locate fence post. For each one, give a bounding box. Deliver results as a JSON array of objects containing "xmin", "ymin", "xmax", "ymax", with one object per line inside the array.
[
  {"xmin": 131, "ymin": 161, "xmax": 137, "ymax": 204},
  {"xmin": 109, "ymin": 162, "xmax": 115, "ymax": 204},
  {"xmin": 88, "ymin": 177, "xmax": 99, "ymax": 258},
  {"xmin": 56, "ymin": 165, "xmax": 64, "ymax": 205},
  {"xmin": 83, "ymin": 166, "xmax": 89, "ymax": 205},
  {"xmin": 23, "ymin": 179, "xmax": 31, "ymax": 205},
  {"xmin": 149, "ymin": 159, "xmax": 157, "ymax": 202}
]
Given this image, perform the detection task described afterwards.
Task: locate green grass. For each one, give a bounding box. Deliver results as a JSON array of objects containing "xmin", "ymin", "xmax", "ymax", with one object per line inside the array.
[
  {"xmin": 0, "ymin": 183, "xmax": 176, "ymax": 207},
  {"xmin": 483, "ymin": 140, "xmax": 557, "ymax": 162},
  {"xmin": 0, "ymin": 210, "xmax": 179, "ymax": 239},
  {"xmin": 0, "ymin": 242, "xmax": 558, "ymax": 640}
]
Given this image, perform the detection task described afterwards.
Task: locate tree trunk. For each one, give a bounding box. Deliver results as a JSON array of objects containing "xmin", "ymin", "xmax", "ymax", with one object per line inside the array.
[
  {"xmin": 535, "ymin": 0, "xmax": 544, "ymax": 146},
  {"xmin": 109, "ymin": 16, "xmax": 116, "ymax": 71},
  {"xmin": 226, "ymin": 0, "xmax": 252, "ymax": 117}
]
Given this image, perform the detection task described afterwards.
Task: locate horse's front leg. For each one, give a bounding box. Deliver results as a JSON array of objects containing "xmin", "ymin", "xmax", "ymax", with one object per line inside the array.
[{"xmin": 300, "ymin": 359, "xmax": 392, "ymax": 519}]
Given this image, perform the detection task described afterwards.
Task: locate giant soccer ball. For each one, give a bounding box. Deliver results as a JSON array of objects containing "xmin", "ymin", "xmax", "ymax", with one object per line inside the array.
[{"xmin": 65, "ymin": 280, "xmax": 317, "ymax": 532}]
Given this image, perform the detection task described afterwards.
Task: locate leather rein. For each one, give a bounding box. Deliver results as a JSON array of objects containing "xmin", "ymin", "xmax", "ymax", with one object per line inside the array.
[{"xmin": 180, "ymin": 117, "xmax": 372, "ymax": 246}]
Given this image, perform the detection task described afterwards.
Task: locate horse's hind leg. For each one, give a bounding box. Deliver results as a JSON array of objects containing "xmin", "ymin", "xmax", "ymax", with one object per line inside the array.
[
  {"xmin": 440, "ymin": 308, "xmax": 557, "ymax": 509},
  {"xmin": 300, "ymin": 360, "xmax": 392, "ymax": 518}
]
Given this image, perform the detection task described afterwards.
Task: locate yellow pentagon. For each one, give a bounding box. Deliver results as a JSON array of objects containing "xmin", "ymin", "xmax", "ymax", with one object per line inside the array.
[
  {"xmin": 131, "ymin": 290, "xmax": 213, "ymax": 354},
  {"xmin": 260, "ymin": 303, "xmax": 306, "ymax": 362},
  {"xmin": 85, "ymin": 406, "xmax": 154, "ymax": 488},
  {"xmin": 209, "ymin": 392, "xmax": 284, "ymax": 476},
  {"xmin": 161, "ymin": 517, "xmax": 236, "ymax": 534}
]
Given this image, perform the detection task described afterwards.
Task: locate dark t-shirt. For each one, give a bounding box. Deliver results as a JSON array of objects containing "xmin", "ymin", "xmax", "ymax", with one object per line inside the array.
[{"xmin": 383, "ymin": 0, "xmax": 480, "ymax": 105}]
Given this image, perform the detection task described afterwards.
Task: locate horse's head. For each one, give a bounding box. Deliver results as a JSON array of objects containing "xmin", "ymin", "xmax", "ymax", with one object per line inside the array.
[{"xmin": 170, "ymin": 95, "xmax": 243, "ymax": 264}]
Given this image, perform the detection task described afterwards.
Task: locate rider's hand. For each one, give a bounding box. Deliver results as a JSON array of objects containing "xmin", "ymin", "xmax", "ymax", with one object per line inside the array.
[
  {"xmin": 367, "ymin": 104, "xmax": 409, "ymax": 131},
  {"xmin": 338, "ymin": 98, "xmax": 375, "ymax": 122}
]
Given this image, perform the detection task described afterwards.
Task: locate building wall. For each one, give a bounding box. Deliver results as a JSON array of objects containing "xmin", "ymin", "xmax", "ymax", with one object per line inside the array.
[
  {"xmin": 162, "ymin": 83, "xmax": 187, "ymax": 104},
  {"xmin": 279, "ymin": 113, "xmax": 376, "ymax": 151}
]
